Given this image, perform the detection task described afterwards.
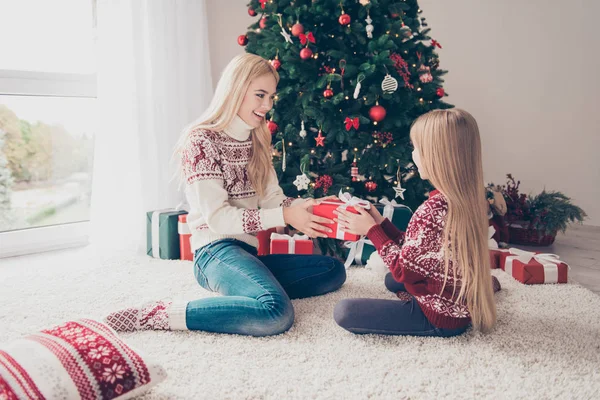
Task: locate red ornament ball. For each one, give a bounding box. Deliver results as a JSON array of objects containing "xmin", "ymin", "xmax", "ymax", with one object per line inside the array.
[
  {"xmin": 291, "ymin": 23, "xmax": 305, "ymax": 37},
  {"xmin": 339, "ymin": 13, "xmax": 351, "ymax": 26},
  {"xmin": 267, "ymin": 120, "xmax": 278, "ymax": 134},
  {"xmin": 248, "ymin": 8, "xmax": 257, "ymax": 16},
  {"xmin": 323, "ymin": 88, "xmax": 334, "ymax": 98},
  {"xmin": 237, "ymin": 35, "xmax": 248, "ymax": 46},
  {"xmin": 369, "ymin": 105, "xmax": 387, "ymax": 122},
  {"xmin": 259, "ymin": 17, "xmax": 268, "ymax": 29},
  {"xmin": 365, "ymin": 181, "xmax": 378, "ymax": 192},
  {"xmin": 436, "ymin": 87, "xmax": 445, "ymax": 97},
  {"xmin": 270, "ymin": 58, "xmax": 281, "ymax": 70},
  {"xmin": 300, "ymin": 47, "xmax": 313, "ymax": 60}
]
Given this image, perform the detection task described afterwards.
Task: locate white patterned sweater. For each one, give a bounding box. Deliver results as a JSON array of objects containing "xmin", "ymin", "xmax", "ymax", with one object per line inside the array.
[{"xmin": 181, "ymin": 116, "xmax": 302, "ymax": 252}]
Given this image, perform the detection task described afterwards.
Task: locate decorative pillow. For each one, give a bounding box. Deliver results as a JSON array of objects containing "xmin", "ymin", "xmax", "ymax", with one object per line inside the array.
[{"xmin": 0, "ymin": 319, "xmax": 166, "ymax": 399}]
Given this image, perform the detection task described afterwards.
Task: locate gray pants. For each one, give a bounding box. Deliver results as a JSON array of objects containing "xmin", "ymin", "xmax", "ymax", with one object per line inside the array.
[{"xmin": 333, "ymin": 273, "xmax": 472, "ymax": 337}]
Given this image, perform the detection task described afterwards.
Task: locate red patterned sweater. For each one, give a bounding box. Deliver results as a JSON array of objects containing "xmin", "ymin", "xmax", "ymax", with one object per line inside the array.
[
  {"xmin": 367, "ymin": 190, "xmax": 472, "ymax": 329},
  {"xmin": 181, "ymin": 116, "xmax": 302, "ymax": 251}
]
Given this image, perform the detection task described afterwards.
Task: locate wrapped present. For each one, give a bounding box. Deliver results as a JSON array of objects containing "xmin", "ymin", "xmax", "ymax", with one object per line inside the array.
[
  {"xmin": 489, "ymin": 249, "xmax": 510, "ymax": 269},
  {"xmin": 269, "ymin": 233, "xmax": 313, "ymax": 255},
  {"xmin": 499, "ymin": 248, "xmax": 569, "ymax": 284},
  {"xmin": 146, "ymin": 209, "xmax": 187, "ymax": 259},
  {"xmin": 378, "ymin": 198, "xmax": 412, "ymax": 231},
  {"xmin": 312, "ymin": 190, "xmax": 371, "ymax": 242},
  {"xmin": 343, "ymin": 198, "xmax": 412, "ymax": 268},
  {"xmin": 256, "ymin": 227, "xmax": 287, "ymax": 256},
  {"xmin": 178, "ymin": 214, "xmax": 193, "ymax": 261}
]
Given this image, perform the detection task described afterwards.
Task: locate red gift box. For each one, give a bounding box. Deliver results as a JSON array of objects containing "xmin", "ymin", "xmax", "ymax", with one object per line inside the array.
[
  {"xmin": 256, "ymin": 227, "xmax": 287, "ymax": 256},
  {"xmin": 269, "ymin": 233, "xmax": 313, "ymax": 255},
  {"xmin": 499, "ymin": 248, "xmax": 568, "ymax": 284},
  {"xmin": 178, "ymin": 214, "xmax": 193, "ymax": 261},
  {"xmin": 312, "ymin": 200, "xmax": 362, "ymax": 241},
  {"xmin": 489, "ymin": 249, "xmax": 510, "ymax": 269}
]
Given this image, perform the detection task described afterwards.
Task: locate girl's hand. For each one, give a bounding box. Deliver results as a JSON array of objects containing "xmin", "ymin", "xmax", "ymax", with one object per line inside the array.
[
  {"xmin": 333, "ymin": 206, "xmax": 377, "ymax": 236},
  {"xmin": 283, "ymin": 199, "xmax": 333, "ymax": 238},
  {"xmin": 368, "ymin": 205, "xmax": 385, "ymax": 224}
]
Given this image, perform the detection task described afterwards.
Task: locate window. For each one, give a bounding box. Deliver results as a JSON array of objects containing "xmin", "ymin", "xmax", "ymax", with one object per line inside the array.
[{"xmin": 0, "ymin": 0, "xmax": 96, "ymax": 257}]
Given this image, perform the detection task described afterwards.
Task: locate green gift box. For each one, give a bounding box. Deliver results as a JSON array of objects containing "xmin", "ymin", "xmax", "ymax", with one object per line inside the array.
[
  {"xmin": 146, "ymin": 209, "xmax": 188, "ymax": 259},
  {"xmin": 343, "ymin": 200, "xmax": 412, "ymax": 267}
]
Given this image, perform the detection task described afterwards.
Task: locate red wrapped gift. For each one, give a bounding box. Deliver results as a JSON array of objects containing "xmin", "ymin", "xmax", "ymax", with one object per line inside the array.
[
  {"xmin": 178, "ymin": 214, "xmax": 193, "ymax": 261},
  {"xmin": 256, "ymin": 227, "xmax": 287, "ymax": 256},
  {"xmin": 489, "ymin": 249, "xmax": 510, "ymax": 269},
  {"xmin": 500, "ymin": 248, "xmax": 569, "ymax": 284},
  {"xmin": 312, "ymin": 191, "xmax": 372, "ymax": 242},
  {"xmin": 270, "ymin": 233, "xmax": 313, "ymax": 255}
]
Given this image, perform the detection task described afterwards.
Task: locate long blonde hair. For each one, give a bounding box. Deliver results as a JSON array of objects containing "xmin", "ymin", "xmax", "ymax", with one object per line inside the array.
[
  {"xmin": 410, "ymin": 109, "xmax": 496, "ymax": 333},
  {"xmin": 173, "ymin": 53, "xmax": 279, "ymax": 197}
]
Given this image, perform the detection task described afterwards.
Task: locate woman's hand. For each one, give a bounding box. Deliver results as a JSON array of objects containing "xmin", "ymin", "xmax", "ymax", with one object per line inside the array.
[
  {"xmin": 283, "ymin": 199, "xmax": 333, "ymax": 238},
  {"xmin": 333, "ymin": 206, "xmax": 378, "ymax": 236}
]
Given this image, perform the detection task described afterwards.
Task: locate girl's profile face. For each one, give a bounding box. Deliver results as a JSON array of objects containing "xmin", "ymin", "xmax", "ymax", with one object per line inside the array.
[
  {"xmin": 238, "ymin": 73, "xmax": 277, "ymax": 128},
  {"xmin": 412, "ymin": 145, "xmax": 427, "ymax": 179}
]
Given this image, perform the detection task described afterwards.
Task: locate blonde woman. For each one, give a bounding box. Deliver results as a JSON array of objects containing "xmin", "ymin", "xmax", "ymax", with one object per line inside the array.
[
  {"xmin": 333, "ymin": 109, "xmax": 501, "ymax": 337},
  {"xmin": 105, "ymin": 54, "xmax": 346, "ymax": 336}
]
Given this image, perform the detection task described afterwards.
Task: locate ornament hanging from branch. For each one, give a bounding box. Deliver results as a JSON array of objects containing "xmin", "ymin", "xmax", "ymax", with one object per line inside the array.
[
  {"xmin": 351, "ymin": 157, "xmax": 359, "ymax": 182},
  {"xmin": 315, "ymin": 128, "xmax": 325, "ymax": 146},
  {"xmin": 344, "ymin": 117, "xmax": 359, "ymax": 131},
  {"xmin": 291, "ymin": 20, "xmax": 304, "ymax": 37},
  {"xmin": 339, "ymin": 59, "xmax": 346, "ymax": 90},
  {"xmin": 381, "ymin": 72, "xmax": 398, "ymax": 94},
  {"xmin": 365, "ymin": 11, "xmax": 374, "ymax": 39},
  {"xmin": 393, "ymin": 163, "xmax": 406, "ymax": 199},
  {"xmin": 353, "ymin": 73, "xmax": 365, "ymax": 99},
  {"xmin": 294, "ymin": 172, "xmax": 310, "ymax": 191},
  {"xmin": 299, "ymin": 120, "xmax": 307, "ymax": 138},
  {"xmin": 281, "ymin": 139, "xmax": 287, "ymax": 172},
  {"xmin": 270, "ymin": 49, "xmax": 281, "ymax": 70},
  {"xmin": 277, "ymin": 14, "xmax": 293, "ymax": 44},
  {"xmin": 338, "ymin": 3, "xmax": 351, "ymax": 25}
]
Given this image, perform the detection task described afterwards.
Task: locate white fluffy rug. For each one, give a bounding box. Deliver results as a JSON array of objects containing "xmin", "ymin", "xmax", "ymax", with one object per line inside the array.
[{"xmin": 1, "ymin": 246, "xmax": 599, "ymax": 399}]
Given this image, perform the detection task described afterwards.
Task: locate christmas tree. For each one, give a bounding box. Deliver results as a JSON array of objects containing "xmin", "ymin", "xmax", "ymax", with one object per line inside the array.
[{"xmin": 242, "ymin": 0, "xmax": 451, "ymax": 253}]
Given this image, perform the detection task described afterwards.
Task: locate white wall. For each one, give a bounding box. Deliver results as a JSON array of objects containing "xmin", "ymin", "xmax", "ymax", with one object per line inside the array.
[{"xmin": 206, "ymin": 0, "xmax": 600, "ymax": 226}]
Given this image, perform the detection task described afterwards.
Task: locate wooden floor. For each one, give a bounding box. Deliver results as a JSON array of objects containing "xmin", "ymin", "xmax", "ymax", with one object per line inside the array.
[{"xmin": 515, "ymin": 224, "xmax": 600, "ymax": 295}]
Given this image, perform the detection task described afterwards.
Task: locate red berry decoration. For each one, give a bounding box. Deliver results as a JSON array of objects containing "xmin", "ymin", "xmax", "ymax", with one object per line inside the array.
[
  {"xmin": 291, "ymin": 23, "xmax": 304, "ymax": 37},
  {"xmin": 365, "ymin": 181, "xmax": 378, "ymax": 192},
  {"xmin": 369, "ymin": 104, "xmax": 387, "ymax": 122},
  {"xmin": 237, "ymin": 35, "xmax": 248, "ymax": 46},
  {"xmin": 339, "ymin": 13, "xmax": 351, "ymax": 26},
  {"xmin": 436, "ymin": 87, "xmax": 445, "ymax": 97},
  {"xmin": 248, "ymin": 8, "xmax": 257, "ymax": 16},
  {"xmin": 323, "ymin": 88, "xmax": 334, "ymax": 99},
  {"xmin": 259, "ymin": 16, "xmax": 268, "ymax": 29},
  {"xmin": 267, "ymin": 120, "xmax": 278, "ymax": 134},
  {"xmin": 271, "ymin": 58, "xmax": 281, "ymax": 70},
  {"xmin": 300, "ymin": 47, "xmax": 313, "ymax": 60}
]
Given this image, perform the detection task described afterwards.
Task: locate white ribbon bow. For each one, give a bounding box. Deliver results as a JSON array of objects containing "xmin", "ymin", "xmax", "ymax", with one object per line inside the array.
[
  {"xmin": 379, "ymin": 197, "xmax": 412, "ymax": 220},
  {"xmin": 488, "ymin": 225, "xmax": 499, "ymax": 249},
  {"xmin": 317, "ymin": 190, "xmax": 371, "ymax": 240},
  {"xmin": 270, "ymin": 233, "xmax": 311, "ymax": 253},
  {"xmin": 336, "ymin": 189, "xmax": 372, "ymax": 209},
  {"xmin": 504, "ymin": 248, "xmax": 568, "ymax": 283},
  {"xmin": 343, "ymin": 238, "xmax": 374, "ymax": 268}
]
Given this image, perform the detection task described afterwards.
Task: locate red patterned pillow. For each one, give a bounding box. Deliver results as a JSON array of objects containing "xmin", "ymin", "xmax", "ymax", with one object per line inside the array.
[{"xmin": 0, "ymin": 319, "xmax": 166, "ymax": 399}]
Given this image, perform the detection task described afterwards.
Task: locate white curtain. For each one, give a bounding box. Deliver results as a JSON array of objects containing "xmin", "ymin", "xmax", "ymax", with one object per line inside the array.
[{"xmin": 91, "ymin": 0, "xmax": 212, "ymax": 253}]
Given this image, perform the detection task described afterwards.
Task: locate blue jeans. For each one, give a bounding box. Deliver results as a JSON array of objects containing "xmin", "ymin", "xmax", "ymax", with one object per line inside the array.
[
  {"xmin": 333, "ymin": 273, "xmax": 469, "ymax": 337},
  {"xmin": 188, "ymin": 239, "xmax": 346, "ymax": 336}
]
